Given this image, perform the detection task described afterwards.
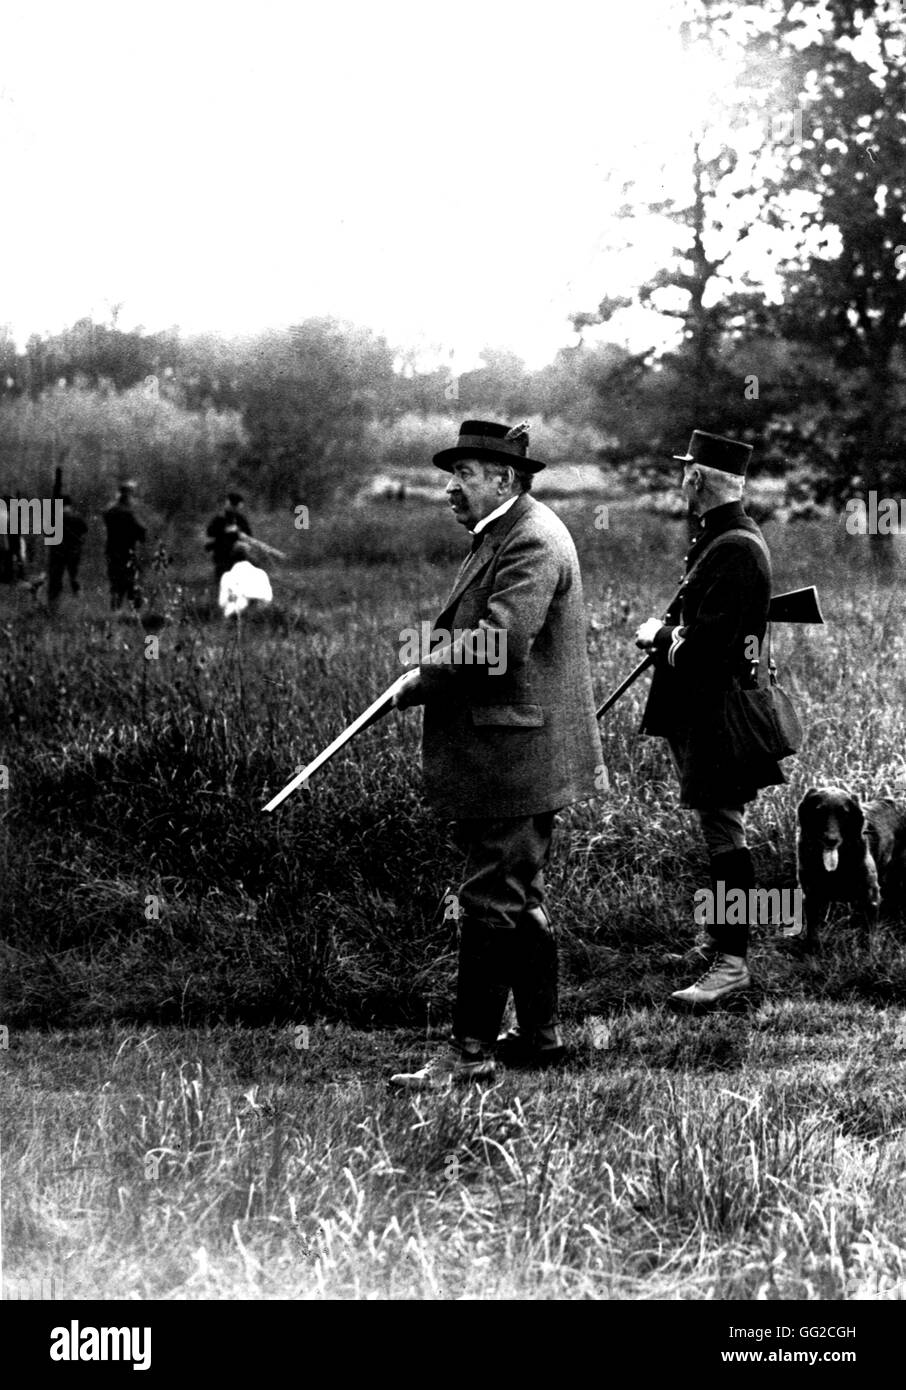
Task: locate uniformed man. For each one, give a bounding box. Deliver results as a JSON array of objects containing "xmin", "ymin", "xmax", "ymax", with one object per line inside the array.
[
  {"xmin": 635, "ymin": 431, "xmax": 784, "ymax": 1009},
  {"xmin": 47, "ymin": 495, "xmax": 88, "ymax": 604},
  {"xmin": 206, "ymin": 492, "xmax": 252, "ymax": 580},
  {"xmin": 103, "ymin": 480, "xmax": 146, "ymax": 610},
  {"xmin": 388, "ymin": 420, "xmax": 604, "ymax": 1088}
]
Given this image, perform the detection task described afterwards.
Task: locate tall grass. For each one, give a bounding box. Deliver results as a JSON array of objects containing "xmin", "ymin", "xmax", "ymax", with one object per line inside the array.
[
  {"xmin": 5, "ymin": 1017, "xmax": 906, "ymax": 1299},
  {"xmin": 5, "ymin": 501, "xmax": 906, "ymax": 1301},
  {"xmin": 3, "ymin": 503, "xmax": 906, "ymax": 1027}
]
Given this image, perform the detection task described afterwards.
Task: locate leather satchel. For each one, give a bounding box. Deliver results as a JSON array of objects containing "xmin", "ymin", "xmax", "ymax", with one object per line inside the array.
[{"xmin": 723, "ymin": 629, "xmax": 803, "ymax": 762}]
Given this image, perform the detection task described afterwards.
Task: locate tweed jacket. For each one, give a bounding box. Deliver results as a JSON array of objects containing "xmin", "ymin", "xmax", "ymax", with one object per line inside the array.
[
  {"xmin": 418, "ymin": 493, "xmax": 602, "ymax": 818},
  {"xmin": 640, "ymin": 500, "xmax": 785, "ymax": 808}
]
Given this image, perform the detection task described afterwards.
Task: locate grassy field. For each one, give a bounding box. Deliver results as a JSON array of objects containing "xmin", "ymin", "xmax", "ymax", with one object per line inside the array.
[{"xmin": 4, "ymin": 497, "xmax": 906, "ymax": 1299}]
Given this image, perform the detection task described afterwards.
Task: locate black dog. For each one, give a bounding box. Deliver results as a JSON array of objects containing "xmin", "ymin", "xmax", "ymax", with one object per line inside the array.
[{"xmin": 796, "ymin": 786, "xmax": 906, "ymax": 947}]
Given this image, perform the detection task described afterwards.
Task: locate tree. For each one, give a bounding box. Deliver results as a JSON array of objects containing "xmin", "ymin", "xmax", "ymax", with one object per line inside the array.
[
  {"xmin": 454, "ymin": 348, "xmax": 532, "ymax": 418},
  {"xmin": 771, "ymin": 0, "xmax": 906, "ymax": 563},
  {"xmin": 572, "ymin": 3, "xmax": 812, "ymax": 498},
  {"xmin": 236, "ymin": 319, "xmax": 396, "ymax": 508}
]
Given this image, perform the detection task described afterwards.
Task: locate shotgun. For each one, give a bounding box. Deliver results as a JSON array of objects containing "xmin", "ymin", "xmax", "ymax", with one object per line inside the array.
[
  {"xmin": 596, "ymin": 586, "xmax": 824, "ymax": 720},
  {"xmin": 263, "ymin": 672, "xmax": 408, "ymax": 811},
  {"xmin": 244, "ymin": 535, "xmax": 287, "ymax": 561}
]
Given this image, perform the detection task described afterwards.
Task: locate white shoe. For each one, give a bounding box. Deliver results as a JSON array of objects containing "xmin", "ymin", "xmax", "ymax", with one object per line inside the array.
[{"xmin": 669, "ymin": 953, "xmax": 751, "ymax": 1009}]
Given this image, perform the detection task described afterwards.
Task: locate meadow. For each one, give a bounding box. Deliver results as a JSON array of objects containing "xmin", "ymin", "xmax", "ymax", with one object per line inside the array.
[{"xmin": 4, "ymin": 496, "xmax": 906, "ymax": 1300}]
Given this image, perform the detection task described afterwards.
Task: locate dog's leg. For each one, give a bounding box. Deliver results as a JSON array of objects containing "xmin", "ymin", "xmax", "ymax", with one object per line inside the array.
[
  {"xmin": 802, "ymin": 893, "xmax": 827, "ymax": 951},
  {"xmin": 860, "ymin": 856, "xmax": 881, "ymax": 944}
]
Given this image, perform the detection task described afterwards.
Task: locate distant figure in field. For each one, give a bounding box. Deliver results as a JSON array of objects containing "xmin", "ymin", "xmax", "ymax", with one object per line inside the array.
[
  {"xmin": 47, "ymin": 496, "xmax": 88, "ymax": 604},
  {"xmin": 0, "ymin": 491, "xmax": 28, "ymax": 584},
  {"xmin": 206, "ymin": 492, "xmax": 252, "ymax": 580},
  {"xmin": 103, "ymin": 480, "xmax": 146, "ymax": 610},
  {"xmin": 217, "ymin": 541, "xmax": 272, "ymax": 619},
  {"xmin": 0, "ymin": 530, "xmax": 12, "ymax": 584}
]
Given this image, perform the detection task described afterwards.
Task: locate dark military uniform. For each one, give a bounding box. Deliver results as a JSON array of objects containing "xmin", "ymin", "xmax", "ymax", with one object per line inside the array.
[
  {"xmin": 640, "ymin": 499, "xmax": 785, "ymax": 809},
  {"xmin": 0, "ymin": 496, "xmax": 27, "ymax": 584},
  {"xmin": 641, "ymin": 499, "xmax": 786, "ymax": 962},
  {"xmin": 103, "ymin": 499, "xmax": 146, "ymax": 609},
  {"xmin": 48, "ymin": 504, "xmax": 88, "ymax": 601},
  {"xmin": 206, "ymin": 507, "xmax": 252, "ymax": 578}
]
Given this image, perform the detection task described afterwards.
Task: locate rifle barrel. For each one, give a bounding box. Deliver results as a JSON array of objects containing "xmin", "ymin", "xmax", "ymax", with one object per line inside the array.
[{"xmin": 595, "ymin": 654, "xmax": 653, "ymax": 720}]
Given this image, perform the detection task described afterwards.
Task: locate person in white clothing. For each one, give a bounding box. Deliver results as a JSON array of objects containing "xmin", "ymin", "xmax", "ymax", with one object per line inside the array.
[{"xmin": 218, "ymin": 542, "xmax": 273, "ymax": 619}]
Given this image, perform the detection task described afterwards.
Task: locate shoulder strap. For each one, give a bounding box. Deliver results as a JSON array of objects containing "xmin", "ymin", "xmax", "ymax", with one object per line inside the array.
[{"xmin": 662, "ymin": 526, "xmax": 774, "ymax": 675}]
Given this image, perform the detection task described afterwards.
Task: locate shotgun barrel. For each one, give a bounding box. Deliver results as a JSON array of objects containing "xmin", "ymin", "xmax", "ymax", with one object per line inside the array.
[
  {"xmin": 595, "ymin": 655, "xmax": 653, "ymax": 719},
  {"xmin": 262, "ymin": 673, "xmax": 407, "ymax": 811},
  {"xmin": 244, "ymin": 535, "xmax": 288, "ymax": 561}
]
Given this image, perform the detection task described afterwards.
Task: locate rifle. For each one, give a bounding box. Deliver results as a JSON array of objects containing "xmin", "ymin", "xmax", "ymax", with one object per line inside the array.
[
  {"xmin": 244, "ymin": 535, "xmax": 287, "ymax": 561},
  {"xmin": 596, "ymin": 586, "xmax": 824, "ymax": 720},
  {"xmin": 263, "ymin": 673, "xmax": 408, "ymax": 812}
]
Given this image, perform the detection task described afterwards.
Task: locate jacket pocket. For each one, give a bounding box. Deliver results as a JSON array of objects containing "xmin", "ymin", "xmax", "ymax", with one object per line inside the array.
[{"xmin": 471, "ymin": 704, "xmax": 544, "ymax": 728}]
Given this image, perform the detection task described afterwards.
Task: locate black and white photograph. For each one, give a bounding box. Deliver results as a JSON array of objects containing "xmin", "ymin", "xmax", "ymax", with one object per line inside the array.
[{"xmin": 2, "ymin": 0, "xmax": 905, "ymax": 1343}]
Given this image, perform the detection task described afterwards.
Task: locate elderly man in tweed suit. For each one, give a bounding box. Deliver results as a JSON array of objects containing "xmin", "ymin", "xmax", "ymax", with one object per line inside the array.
[{"xmin": 389, "ymin": 420, "xmax": 603, "ymax": 1089}]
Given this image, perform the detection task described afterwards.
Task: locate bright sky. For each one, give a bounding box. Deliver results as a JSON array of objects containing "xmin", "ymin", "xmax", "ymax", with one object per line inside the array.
[{"xmin": 0, "ymin": 0, "xmax": 788, "ymax": 368}]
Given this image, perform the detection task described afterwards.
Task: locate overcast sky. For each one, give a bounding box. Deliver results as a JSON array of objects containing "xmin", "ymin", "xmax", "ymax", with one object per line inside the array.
[{"xmin": 1, "ymin": 0, "xmax": 789, "ymax": 368}]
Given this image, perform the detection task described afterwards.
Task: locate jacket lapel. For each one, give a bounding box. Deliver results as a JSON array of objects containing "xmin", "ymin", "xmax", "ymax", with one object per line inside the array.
[{"xmin": 439, "ymin": 494, "xmax": 532, "ymax": 616}]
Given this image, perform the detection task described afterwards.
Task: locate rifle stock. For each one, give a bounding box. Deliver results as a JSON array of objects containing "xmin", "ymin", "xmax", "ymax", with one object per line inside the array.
[{"xmin": 767, "ymin": 586, "xmax": 823, "ymax": 624}]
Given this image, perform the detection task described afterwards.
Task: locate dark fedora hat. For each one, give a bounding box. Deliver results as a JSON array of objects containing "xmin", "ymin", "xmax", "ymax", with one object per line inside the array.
[
  {"xmin": 433, "ymin": 420, "xmax": 546, "ymax": 473},
  {"xmin": 673, "ymin": 430, "xmax": 752, "ymax": 476}
]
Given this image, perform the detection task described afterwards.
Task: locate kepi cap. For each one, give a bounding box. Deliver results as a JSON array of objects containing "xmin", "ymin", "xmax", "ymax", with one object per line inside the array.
[{"xmin": 673, "ymin": 431, "xmax": 753, "ymax": 476}]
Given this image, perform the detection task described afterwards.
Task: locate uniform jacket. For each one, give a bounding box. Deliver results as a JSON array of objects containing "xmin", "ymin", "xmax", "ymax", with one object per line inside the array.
[
  {"xmin": 418, "ymin": 492, "xmax": 603, "ymax": 819},
  {"xmin": 57, "ymin": 510, "xmax": 87, "ymax": 558},
  {"xmin": 103, "ymin": 502, "xmax": 146, "ymax": 557},
  {"xmin": 640, "ymin": 500, "xmax": 785, "ymax": 808},
  {"xmin": 206, "ymin": 509, "xmax": 252, "ymax": 571}
]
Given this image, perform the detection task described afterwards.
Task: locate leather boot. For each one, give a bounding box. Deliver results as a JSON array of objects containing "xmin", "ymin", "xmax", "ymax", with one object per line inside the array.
[
  {"xmin": 452, "ymin": 917, "xmax": 512, "ymax": 1048},
  {"xmin": 496, "ymin": 906, "xmax": 567, "ymax": 1066},
  {"xmin": 709, "ymin": 847, "xmax": 755, "ymax": 958},
  {"xmin": 663, "ymin": 852, "xmax": 730, "ymax": 965},
  {"xmin": 669, "ymin": 848, "xmax": 756, "ymax": 1010}
]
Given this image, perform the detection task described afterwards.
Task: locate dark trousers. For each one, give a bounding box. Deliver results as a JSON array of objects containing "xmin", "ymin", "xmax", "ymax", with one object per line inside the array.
[
  {"xmin": 48, "ymin": 552, "xmax": 82, "ymax": 601},
  {"xmin": 451, "ymin": 812, "xmax": 558, "ymax": 1045},
  {"xmin": 107, "ymin": 554, "xmax": 140, "ymax": 609}
]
